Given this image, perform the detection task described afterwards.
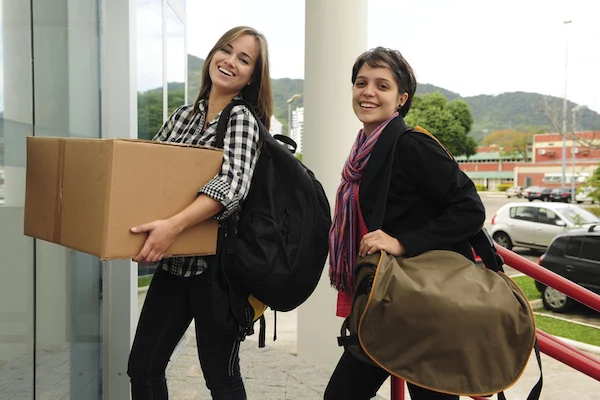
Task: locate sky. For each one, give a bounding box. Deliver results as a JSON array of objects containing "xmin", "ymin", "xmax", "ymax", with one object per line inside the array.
[{"xmin": 186, "ymin": 0, "xmax": 600, "ymax": 113}]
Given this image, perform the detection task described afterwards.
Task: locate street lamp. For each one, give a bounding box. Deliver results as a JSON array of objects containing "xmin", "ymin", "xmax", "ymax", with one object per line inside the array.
[
  {"xmin": 287, "ymin": 94, "xmax": 301, "ymax": 137},
  {"xmin": 561, "ymin": 20, "xmax": 572, "ymax": 190},
  {"xmin": 570, "ymin": 105, "xmax": 587, "ymax": 202}
]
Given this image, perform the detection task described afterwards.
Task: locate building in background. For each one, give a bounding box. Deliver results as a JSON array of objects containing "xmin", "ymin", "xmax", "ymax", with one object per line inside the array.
[
  {"xmin": 456, "ymin": 132, "xmax": 600, "ymax": 189},
  {"xmin": 269, "ymin": 116, "xmax": 283, "ymax": 136},
  {"xmin": 290, "ymin": 107, "xmax": 304, "ymax": 154},
  {"xmin": 456, "ymin": 145, "xmax": 530, "ymax": 190},
  {"xmin": 516, "ymin": 132, "xmax": 600, "ymax": 187}
]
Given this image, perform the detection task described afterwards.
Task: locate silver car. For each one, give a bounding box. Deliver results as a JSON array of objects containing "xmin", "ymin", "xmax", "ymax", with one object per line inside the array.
[
  {"xmin": 506, "ymin": 185, "xmax": 523, "ymax": 198},
  {"xmin": 489, "ymin": 202, "xmax": 600, "ymax": 250}
]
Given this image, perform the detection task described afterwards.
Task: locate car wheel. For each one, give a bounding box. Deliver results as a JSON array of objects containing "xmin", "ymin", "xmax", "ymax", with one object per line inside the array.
[
  {"xmin": 534, "ymin": 281, "xmax": 546, "ymax": 293},
  {"xmin": 542, "ymin": 287, "xmax": 575, "ymax": 313},
  {"xmin": 528, "ymin": 198, "xmax": 533, "ymax": 202},
  {"xmin": 492, "ymin": 231, "xmax": 513, "ymax": 250}
]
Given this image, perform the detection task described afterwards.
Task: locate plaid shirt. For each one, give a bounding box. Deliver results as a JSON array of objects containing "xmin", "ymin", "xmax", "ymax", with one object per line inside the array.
[{"xmin": 154, "ymin": 96, "xmax": 260, "ymax": 277}]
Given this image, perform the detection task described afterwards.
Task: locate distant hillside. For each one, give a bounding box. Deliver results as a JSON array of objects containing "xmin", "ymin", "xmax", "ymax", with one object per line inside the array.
[
  {"xmin": 187, "ymin": 54, "xmax": 204, "ymax": 101},
  {"xmin": 185, "ymin": 54, "xmax": 600, "ymax": 142},
  {"xmin": 271, "ymin": 78, "xmax": 304, "ymax": 130},
  {"xmin": 417, "ymin": 83, "xmax": 461, "ymax": 101},
  {"xmin": 416, "ymin": 84, "xmax": 600, "ymax": 142},
  {"xmin": 464, "ymin": 92, "xmax": 600, "ymax": 142}
]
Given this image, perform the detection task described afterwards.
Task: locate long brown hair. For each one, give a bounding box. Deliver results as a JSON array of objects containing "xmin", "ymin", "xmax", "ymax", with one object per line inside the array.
[{"xmin": 192, "ymin": 26, "xmax": 273, "ymax": 129}]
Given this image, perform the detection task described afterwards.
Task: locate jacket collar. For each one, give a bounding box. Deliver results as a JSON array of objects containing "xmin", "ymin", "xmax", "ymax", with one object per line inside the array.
[{"xmin": 360, "ymin": 116, "xmax": 409, "ymax": 194}]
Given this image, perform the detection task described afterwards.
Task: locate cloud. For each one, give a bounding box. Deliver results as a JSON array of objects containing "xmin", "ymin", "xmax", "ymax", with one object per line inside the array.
[{"xmin": 183, "ymin": 0, "xmax": 600, "ymax": 112}]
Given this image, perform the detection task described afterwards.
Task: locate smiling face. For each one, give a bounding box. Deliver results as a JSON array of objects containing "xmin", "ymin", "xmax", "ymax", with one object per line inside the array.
[
  {"xmin": 352, "ymin": 64, "xmax": 408, "ymax": 135},
  {"xmin": 208, "ymin": 34, "xmax": 259, "ymax": 96}
]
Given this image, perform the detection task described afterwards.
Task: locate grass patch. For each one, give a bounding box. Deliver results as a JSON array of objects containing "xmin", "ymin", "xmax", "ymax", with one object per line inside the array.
[
  {"xmin": 512, "ymin": 276, "xmax": 542, "ymax": 301},
  {"xmin": 587, "ymin": 206, "xmax": 600, "ymax": 217},
  {"xmin": 535, "ymin": 314, "xmax": 600, "ymax": 347},
  {"xmin": 138, "ymin": 275, "xmax": 153, "ymax": 288}
]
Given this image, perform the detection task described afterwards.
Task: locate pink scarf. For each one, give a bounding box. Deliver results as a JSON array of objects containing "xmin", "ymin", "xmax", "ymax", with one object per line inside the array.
[{"xmin": 329, "ymin": 112, "xmax": 399, "ymax": 292}]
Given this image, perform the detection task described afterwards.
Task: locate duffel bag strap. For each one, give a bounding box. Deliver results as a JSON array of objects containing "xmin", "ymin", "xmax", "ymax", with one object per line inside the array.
[{"xmin": 337, "ymin": 318, "xmax": 359, "ymax": 347}]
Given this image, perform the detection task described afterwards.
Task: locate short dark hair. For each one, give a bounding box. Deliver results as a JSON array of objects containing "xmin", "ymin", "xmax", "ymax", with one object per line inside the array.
[{"xmin": 351, "ymin": 47, "xmax": 417, "ymax": 117}]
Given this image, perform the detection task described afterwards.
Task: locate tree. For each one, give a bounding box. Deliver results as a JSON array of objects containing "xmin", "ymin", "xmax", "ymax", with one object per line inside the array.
[
  {"xmin": 404, "ymin": 92, "xmax": 477, "ymax": 157},
  {"xmin": 588, "ymin": 164, "xmax": 600, "ymax": 202},
  {"xmin": 542, "ymin": 96, "xmax": 600, "ymax": 150},
  {"xmin": 481, "ymin": 129, "xmax": 533, "ymax": 161},
  {"xmin": 138, "ymin": 89, "xmax": 164, "ymax": 140}
]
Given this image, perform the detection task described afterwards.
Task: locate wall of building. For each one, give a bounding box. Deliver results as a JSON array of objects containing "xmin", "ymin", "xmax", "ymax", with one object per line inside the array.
[
  {"xmin": 0, "ymin": 1, "xmax": 103, "ymax": 398},
  {"xmin": 533, "ymin": 132, "xmax": 600, "ymax": 163},
  {"xmin": 0, "ymin": 1, "xmax": 187, "ymax": 398}
]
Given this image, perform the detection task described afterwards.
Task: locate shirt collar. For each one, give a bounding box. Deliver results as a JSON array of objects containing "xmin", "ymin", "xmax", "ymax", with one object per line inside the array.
[{"xmin": 197, "ymin": 94, "xmax": 244, "ymax": 113}]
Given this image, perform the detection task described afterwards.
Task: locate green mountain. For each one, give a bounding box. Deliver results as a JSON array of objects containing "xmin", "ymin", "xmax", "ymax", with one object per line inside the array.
[
  {"xmin": 416, "ymin": 84, "xmax": 600, "ymax": 142},
  {"xmin": 417, "ymin": 83, "xmax": 462, "ymax": 101},
  {"xmin": 180, "ymin": 54, "xmax": 600, "ymax": 142}
]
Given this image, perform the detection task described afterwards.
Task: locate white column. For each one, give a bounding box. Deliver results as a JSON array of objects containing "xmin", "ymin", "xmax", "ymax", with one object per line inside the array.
[
  {"xmin": 100, "ymin": 0, "xmax": 138, "ymax": 399},
  {"xmin": 298, "ymin": 0, "xmax": 367, "ymax": 370}
]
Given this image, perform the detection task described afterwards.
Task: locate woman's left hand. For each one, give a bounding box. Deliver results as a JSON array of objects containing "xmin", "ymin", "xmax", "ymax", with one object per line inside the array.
[
  {"xmin": 359, "ymin": 229, "xmax": 405, "ymax": 257},
  {"xmin": 131, "ymin": 219, "xmax": 181, "ymax": 263}
]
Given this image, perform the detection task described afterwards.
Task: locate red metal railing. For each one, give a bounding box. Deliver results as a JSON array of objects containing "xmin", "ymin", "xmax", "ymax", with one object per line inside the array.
[{"xmin": 390, "ymin": 245, "xmax": 600, "ymax": 399}]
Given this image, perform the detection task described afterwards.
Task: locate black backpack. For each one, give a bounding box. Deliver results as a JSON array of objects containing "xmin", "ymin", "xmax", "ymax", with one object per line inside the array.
[{"xmin": 213, "ymin": 99, "xmax": 331, "ymax": 332}]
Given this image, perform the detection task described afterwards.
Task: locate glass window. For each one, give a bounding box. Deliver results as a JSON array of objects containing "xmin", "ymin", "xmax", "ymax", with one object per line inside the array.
[
  {"xmin": 560, "ymin": 206, "xmax": 600, "ymax": 226},
  {"xmin": 0, "ymin": 0, "xmax": 35, "ymax": 397},
  {"xmin": 565, "ymin": 237, "xmax": 583, "ymax": 258},
  {"xmin": 580, "ymin": 236, "xmax": 600, "ymax": 262},
  {"xmin": 510, "ymin": 206, "xmax": 535, "ymax": 222},
  {"xmin": 537, "ymin": 208, "xmax": 562, "ymax": 225},
  {"xmin": 137, "ymin": 0, "xmax": 164, "ymax": 140},
  {"xmin": 31, "ymin": 0, "xmax": 103, "ymax": 397},
  {"xmin": 548, "ymin": 237, "xmax": 568, "ymax": 256},
  {"xmin": 166, "ymin": 4, "xmax": 185, "ymax": 114}
]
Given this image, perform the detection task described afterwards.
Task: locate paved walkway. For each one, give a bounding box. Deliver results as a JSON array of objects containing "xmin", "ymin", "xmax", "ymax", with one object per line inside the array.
[{"xmin": 135, "ymin": 292, "xmax": 600, "ymax": 400}]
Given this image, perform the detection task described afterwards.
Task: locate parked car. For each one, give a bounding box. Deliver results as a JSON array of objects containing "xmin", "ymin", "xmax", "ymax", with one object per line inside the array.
[
  {"xmin": 524, "ymin": 186, "xmax": 552, "ymax": 202},
  {"xmin": 523, "ymin": 186, "xmax": 552, "ymax": 201},
  {"xmin": 535, "ymin": 225, "xmax": 600, "ymax": 312},
  {"xmin": 489, "ymin": 202, "xmax": 600, "ymax": 251},
  {"xmin": 576, "ymin": 187, "xmax": 597, "ymax": 204},
  {"xmin": 549, "ymin": 187, "xmax": 575, "ymax": 203},
  {"xmin": 506, "ymin": 186, "xmax": 523, "ymax": 198}
]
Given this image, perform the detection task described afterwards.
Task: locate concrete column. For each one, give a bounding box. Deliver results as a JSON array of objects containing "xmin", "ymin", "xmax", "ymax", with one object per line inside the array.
[
  {"xmin": 298, "ymin": 0, "xmax": 367, "ymax": 370},
  {"xmin": 100, "ymin": 0, "xmax": 138, "ymax": 398}
]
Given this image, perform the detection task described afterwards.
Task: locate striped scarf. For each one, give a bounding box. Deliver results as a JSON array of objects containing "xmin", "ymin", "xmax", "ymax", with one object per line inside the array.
[{"xmin": 329, "ymin": 112, "xmax": 399, "ymax": 292}]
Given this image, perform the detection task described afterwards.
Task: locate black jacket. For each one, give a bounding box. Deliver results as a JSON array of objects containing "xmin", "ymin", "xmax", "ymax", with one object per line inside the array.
[{"xmin": 359, "ymin": 117, "xmax": 485, "ymax": 260}]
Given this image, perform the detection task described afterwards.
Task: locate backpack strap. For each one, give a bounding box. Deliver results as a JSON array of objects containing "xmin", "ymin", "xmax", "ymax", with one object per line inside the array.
[{"xmin": 214, "ymin": 99, "xmax": 257, "ymax": 149}]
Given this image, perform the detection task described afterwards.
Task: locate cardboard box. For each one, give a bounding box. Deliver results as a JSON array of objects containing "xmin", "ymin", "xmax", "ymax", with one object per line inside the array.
[{"xmin": 24, "ymin": 137, "xmax": 224, "ymax": 260}]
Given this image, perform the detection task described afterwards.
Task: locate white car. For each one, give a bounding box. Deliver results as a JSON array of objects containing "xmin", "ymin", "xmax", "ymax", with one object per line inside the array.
[
  {"xmin": 576, "ymin": 187, "xmax": 597, "ymax": 204},
  {"xmin": 506, "ymin": 186, "xmax": 523, "ymax": 198},
  {"xmin": 489, "ymin": 202, "xmax": 600, "ymax": 250}
]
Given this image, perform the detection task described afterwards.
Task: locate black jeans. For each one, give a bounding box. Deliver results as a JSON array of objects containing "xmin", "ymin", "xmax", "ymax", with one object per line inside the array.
[
  {"xmin": 324, "ymin": 350, "xmax": 459, "ymax": 400},
  {"xmin": 127, "ymin": 267, "xmax": 246, "ymax": 400}
]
